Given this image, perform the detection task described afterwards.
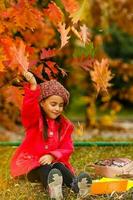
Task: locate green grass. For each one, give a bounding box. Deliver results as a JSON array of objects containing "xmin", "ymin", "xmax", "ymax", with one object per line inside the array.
[{"xmin": 1, "ymin": 146, "xmax": 133, "ymax": 199}]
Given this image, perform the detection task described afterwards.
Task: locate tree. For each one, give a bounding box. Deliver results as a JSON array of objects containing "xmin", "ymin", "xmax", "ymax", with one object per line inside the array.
[{"xmin": 0, "ymin": 0, "xmax": 112, "ymax": 130}]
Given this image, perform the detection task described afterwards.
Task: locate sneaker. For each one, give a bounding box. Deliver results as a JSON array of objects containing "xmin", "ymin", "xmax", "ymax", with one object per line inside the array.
[
  {"xmin": 77, "ymin": 172, "xmax": 92, "ymax": 199},
  {"xmin": 48, "ymin": 168, "xmax": 63, "ymax": 200}
]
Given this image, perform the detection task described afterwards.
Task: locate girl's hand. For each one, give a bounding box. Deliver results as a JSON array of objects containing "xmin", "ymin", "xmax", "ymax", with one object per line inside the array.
[
  {"xmin": 39, "ymin": 154, "xmax": 55, "ymax": 165},
  {"xmin": 23, "ymin": 71, "xmax": 37, "ymax": 90}
]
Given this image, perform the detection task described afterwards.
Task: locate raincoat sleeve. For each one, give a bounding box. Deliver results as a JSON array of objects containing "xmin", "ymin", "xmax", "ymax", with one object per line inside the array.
[
  {"xmin": 21, "ymin": 84, "xmax": 41, "ymax": 129},
  {"xmin": 49, "ymin": 123, "xmax": 74, "ymax": 160}
]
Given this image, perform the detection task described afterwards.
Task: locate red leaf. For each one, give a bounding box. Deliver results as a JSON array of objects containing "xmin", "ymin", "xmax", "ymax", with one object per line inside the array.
[
  {"xmin": 40, "ymin": 48, "xmax": 58, "ymax": 59},
  {"xmin": 46, "ymin": 61, "xmax": 58, "ymax": 74},
  {"xmin": 80, "ymin": 56, "xmax": 95, "ymax": 71},
  {"xmin": 45, "ymin": 67, "xmax": 53, "ymax": 79},
  {"xmin": 32, "ymin": 64, "xmax": 45, "ymax": 81},
  {"xmin": 72, "ymin": 56, "xmax": 95, "ymax": 71}
]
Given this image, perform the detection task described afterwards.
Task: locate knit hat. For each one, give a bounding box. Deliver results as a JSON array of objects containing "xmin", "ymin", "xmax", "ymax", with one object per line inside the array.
[{"xmin": 39, "ymin": 80, "xmax": 70, "ymax": 105}]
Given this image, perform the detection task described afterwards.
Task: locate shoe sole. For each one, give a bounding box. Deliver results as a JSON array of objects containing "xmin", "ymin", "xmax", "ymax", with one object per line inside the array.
[
  {"xmin": 48, "ymin": 168, "xmax": 63, "ymax": 200},
  {"xmin": 78, "ymin": 172, "xmax": 92, "ymax": 198}
]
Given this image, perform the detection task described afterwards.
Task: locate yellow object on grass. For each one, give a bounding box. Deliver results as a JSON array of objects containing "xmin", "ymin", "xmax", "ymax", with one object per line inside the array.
[{"xmin": 90, "ymin": 177, "xmax": 133, "ymax": 195}]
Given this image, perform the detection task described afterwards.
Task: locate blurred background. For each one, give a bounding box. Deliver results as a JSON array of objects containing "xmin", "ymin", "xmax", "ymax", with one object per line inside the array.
[{"xmin": 0, "ymin": 0, "xmax": 133, "ymax": 142}]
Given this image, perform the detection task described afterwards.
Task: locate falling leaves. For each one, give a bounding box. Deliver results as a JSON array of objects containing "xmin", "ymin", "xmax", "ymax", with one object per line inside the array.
[
  {"xmin": 80, "ymin": 24, "xmax": 91, "ymax": 45},
  {"xmin": 1, "ymin": 38, "xmax": 29, "ymax": 72},
  {"xmin": 90, "ymin": 59, "xmax": 113, "ymax": 94},
  {"xmin": 11, "ymin": 40, "xmax": 29, "ymax": 72},
  {"xmin": 70, "ymin": 0, "xmax": 89, "ymax": 24},
  {"xmin": 71, "ymin": 26, "xmax": 82, "ymax": 41},
  {"xmin": 61, "ymin": 0, "xmax": 79, "ymax": 14},
  {"xmin": 58, "ymin": 23, "xmax": 70, "ymax": 48},
  {"xmin": 43, "ymin": 1, "xmax": 64, "ymax": 26},
  {"xmin": 46, "ymin": 61, "xmax": 58, "ymax": 75},
  {"xmin": 32, "ymin": 64, "xmax": 45, "ymax": 81},
  {"xmin": 40, "ymin": 48, "xmax": 59, "ymax": 60},
  {"xmin": 3, "ymin": 0, "xmax": 44, "ymax": 31}
]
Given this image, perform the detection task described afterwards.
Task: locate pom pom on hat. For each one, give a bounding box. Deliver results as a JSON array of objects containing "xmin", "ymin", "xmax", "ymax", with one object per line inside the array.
[{"xmin": 39, "ymin": 79, "xmax": 70, "ymax": 105}]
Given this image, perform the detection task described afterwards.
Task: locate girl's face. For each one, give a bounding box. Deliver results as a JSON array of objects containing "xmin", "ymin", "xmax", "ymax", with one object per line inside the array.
[{"xmin": 40, "ymin": 95, "xmax": 64, "ymax": 119}]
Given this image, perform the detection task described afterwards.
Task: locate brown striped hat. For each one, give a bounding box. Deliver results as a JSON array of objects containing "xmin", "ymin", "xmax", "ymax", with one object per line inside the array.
[{"xmin": 39, "ymin": 80, "xmax": 70, "ymax": 105}]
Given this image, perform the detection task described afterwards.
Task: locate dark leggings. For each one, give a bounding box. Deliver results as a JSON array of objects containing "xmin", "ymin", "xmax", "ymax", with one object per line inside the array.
[{"xmin": 27, "ymin": 162, "xmax": 74, "ymax": 189}]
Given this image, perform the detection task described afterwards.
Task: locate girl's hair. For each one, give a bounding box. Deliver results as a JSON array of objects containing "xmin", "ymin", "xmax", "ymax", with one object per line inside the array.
[{"xmin": 40, "ymin": 106, "xmax": 62, "ymax": 140}]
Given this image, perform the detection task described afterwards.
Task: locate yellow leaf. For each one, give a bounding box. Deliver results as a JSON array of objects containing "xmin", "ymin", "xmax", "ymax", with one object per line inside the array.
[
  {"xmin": 70, "ymin": 0, "xmax": 89, "ymax": 24},
  {"xmin": 90, "ymin": 58, "xmax": 113, "ymax": 94}
]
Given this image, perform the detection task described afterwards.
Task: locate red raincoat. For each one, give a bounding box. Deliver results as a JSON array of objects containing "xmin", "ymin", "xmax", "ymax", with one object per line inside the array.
[{"xmin": 10, "ymin": 84, "xmax": 75, "ymax": 178}]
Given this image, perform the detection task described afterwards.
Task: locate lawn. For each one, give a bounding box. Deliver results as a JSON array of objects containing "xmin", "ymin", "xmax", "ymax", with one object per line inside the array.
[{"xmin": 0, "ymin": 146, "xmax": 133, "ymax": 199}]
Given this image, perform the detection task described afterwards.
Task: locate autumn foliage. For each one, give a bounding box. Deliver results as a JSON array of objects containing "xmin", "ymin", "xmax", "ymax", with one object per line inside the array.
[{"xmin": 0, "ymin": 0, "xmax": 114, "ymax": 130}]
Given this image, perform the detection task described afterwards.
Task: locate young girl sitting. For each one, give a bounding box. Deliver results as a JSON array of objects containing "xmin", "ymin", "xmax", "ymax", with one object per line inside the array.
[{"xmin": 10, "ymin": 71, "xmax": 92, "ymax": 199}]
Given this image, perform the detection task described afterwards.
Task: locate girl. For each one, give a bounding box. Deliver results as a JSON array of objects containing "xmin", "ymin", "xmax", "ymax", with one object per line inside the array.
[{"xmin": 10, "ymin": 71, "xmax": 92, "ymax": 199}]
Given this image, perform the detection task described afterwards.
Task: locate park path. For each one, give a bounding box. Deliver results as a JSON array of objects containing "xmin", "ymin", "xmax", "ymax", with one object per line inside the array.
[{"xmin": 0, "ymin": 120, "xmax": 133, "ymax": 142}]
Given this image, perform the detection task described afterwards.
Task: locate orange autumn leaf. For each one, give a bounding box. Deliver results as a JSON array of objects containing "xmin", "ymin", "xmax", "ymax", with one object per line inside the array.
[
  {"xmin": 61, "ymin": 0, "xmax": 79, "ymax": 14},
  {"xmin": 1, "ymin": 37, "xmax": 29, "ymax": 72},
  {"xmin": 0, "ymin": 48, "xmax": 7, "ymax": 71},
  {"xmin": 0, "ymin": 37, "xmax": 19, "ymax": 70},
  {"xmin": 0, "ymin": 37, "xmax": 15, "ymax": 62},
  {"xmin": 44, "ymin": 1, "xmax": 64, "ymax": 26},
  {"xmin": 5, "ymin": 0, "xmax": 43, "ymax": 30},
  {"xmin": 3, "ymin": 86, "xmax": 24, "ymax": 109},
  {"xmin": 10, "ymin": 40, "xmax": 29, "ymax": 72},
  {"xmin": 58, "ymin": 23, "xmax": 70, "ymax": 48},
  {"xmin": 90, "ymin": 59, "xmax": 113, "ymax": 94},
  {"xmin": 0, "ymin": 22, "xmax": 5, "ymax": 34}
]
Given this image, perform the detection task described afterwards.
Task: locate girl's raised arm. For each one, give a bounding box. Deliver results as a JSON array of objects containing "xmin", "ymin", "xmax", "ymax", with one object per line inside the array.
[
  {"xmin": 23, "ymin": 71, "xmax": 37, "ymax": 90},
  {"xmin": 21, "ymin": 71, "xmax": 41, "ymax": 129}
]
